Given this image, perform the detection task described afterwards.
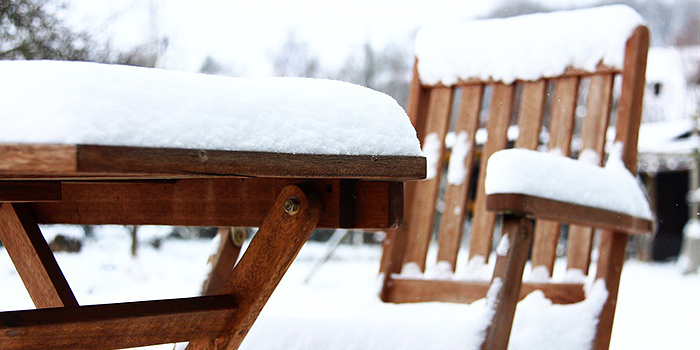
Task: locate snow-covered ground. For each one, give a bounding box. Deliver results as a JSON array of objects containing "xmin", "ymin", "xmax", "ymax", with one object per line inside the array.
[{"xmin": 1, "ymin": 226, "xmax": 698, "ymax": 349}]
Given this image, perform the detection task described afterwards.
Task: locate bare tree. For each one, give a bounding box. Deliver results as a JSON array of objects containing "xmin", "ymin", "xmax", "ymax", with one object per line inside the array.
[
  {"xmin": 0, "ymin": 0, "xmax": 98, "ymax": 60},
  {"xmin": 270, "ymin": 31, "xmax": 319, "ymax": 78},
  {"xmin": 333, "ymin": 42, "xmax": 411, "ymax": 107}
]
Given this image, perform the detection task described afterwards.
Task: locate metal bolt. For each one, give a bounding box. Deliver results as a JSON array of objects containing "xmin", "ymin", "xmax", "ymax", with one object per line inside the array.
[
  {"xmin": 283, "ymin": 196, "xmax": 301, "ymax": 215},
  {"xmin": 231, "ymin": 228, "xmax": 246, "ymax": 247}
]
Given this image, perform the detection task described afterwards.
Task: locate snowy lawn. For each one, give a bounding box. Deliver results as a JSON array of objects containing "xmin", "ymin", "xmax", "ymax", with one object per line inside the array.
[{"xmin": 1, "ymin": 227, "xmax": 697, "ymax": 350}]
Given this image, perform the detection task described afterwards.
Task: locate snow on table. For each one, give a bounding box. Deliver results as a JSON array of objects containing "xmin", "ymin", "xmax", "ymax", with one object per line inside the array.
[
  {"xmin": 0, "ymin": 60, "xmax": 421, "ymax": 157},
  {"xmin": 485, "ymin": 146, "xmax": 653, "ymax": 220},
  {"xmin": 414, "ymin": 5, "xmax": 645, "ymax": 85}
]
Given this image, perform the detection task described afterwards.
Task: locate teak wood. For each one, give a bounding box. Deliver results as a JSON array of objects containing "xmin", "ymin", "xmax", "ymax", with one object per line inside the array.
[
  {"xmin": 481, "ymin": 215, "xmax": 533, "ymax": 350},
  {"xmin": 0, "ymin": 203, "xmax": 78, "ymax": 308},
  {"xmin": 379, "ymin": 24, "xmax": 650, "ymax": 350},
  {"xmin": 0, "ymin": 144, "xmax": 425, "ymax": 181},
  {"xmin": 0, "ymin": 142, "xmax": 425, "ymax": 349},
  {"xmin": 29, "ymin": 178, "xmax": 402, "ymax": 229},
  {"xmin": 0, "ymin": 296, "xmax": 238, "ymax": 350},
  {"xmin": 186, "ymin": 185, "xmax": 322, "ymax": 350}
]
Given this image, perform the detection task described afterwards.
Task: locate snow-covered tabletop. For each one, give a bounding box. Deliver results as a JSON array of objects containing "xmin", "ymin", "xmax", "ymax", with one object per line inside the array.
[
  {"xmin": 0, "ymin": 61, "xmax": 424, "ymax": 179},
  {"xmin": 414, "ymin": 5, "xmax": 645, "ymax": 85}
]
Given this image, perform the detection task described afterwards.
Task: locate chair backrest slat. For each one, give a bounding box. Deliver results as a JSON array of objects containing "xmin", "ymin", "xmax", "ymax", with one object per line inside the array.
[
  {"xmin": 437, "ymin": 85, "xmax": 483, "ymax": 270},
  {"xmin": 403, "ymin": 86, "xmax": 454, "ymax": 271},
  {"xmin": 566, "ymin": 73, "xmax": 615, "ymax": 274},
  {"xmin": 530, "ymin": 76, "xmax": 580, "ymax": 276},
  {"xmin": 515, "ymin": 80, "xmax": 547, "ymax": 150},
  {"xmin": 468, "ymin": 83, "xmax": 515, "ymax": 263}
]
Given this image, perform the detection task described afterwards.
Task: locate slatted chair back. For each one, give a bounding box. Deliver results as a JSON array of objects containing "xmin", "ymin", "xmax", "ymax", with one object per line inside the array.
[{"xmin": 380, "ymin": 7, "xmax": 649, "ymax": 349}]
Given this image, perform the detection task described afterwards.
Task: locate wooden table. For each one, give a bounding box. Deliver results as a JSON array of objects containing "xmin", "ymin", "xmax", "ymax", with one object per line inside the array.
[{"xmin": 0, "ymin": 144, "xmax": 425, "ymax": 350}]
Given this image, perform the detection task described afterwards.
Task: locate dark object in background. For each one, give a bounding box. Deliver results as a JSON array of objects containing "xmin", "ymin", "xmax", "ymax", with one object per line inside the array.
[{"xmin": 49, "ymin": 234, "xmax": 83, "ymax": 253}]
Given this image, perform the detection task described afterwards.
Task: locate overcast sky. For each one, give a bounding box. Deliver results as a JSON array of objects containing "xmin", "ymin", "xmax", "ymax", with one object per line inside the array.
[{"xmin": 65, "ymin": 0, "xmax": 602, "ymax": 75}]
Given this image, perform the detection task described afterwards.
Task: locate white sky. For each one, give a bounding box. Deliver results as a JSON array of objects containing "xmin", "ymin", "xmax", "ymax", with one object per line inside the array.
[
  {"xmin": 63, "ymin": 0, "xmax": 492, "ymax": 75},
  {"xmin": 65, "ymin": 0, "xmax": 606, "ymax": 75}
]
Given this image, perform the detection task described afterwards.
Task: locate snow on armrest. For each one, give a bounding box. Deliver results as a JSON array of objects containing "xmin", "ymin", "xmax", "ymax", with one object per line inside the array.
[
  {"xmin": 0, "ymin": 61, "xmax": 422, "ymax": 157},
  {"xmin": 484, "ymin": 147, "xmax": 652, "ymax": 220}
]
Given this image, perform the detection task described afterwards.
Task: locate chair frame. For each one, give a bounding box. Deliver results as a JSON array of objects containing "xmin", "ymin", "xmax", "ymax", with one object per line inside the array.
[{"xmin": 379, "ymin": 25, "xmax": 650, "ymax": 350}]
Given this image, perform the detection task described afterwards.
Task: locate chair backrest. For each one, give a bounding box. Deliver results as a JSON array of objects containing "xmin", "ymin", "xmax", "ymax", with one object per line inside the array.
[{"xmin": 380, "ymin": 5, "xmax": 649, "ymax": 316}]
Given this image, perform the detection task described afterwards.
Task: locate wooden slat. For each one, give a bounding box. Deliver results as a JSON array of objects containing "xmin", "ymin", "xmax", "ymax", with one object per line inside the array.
[
  {"xmin": 420, "ymin": 65, "xmax": 621, "ymax": 88},
  {"xmin": 531, "ymin": 76, "xmax": 580, "ymax": 277},
  {"xmin": 515, "ymin": 80, "xmax": 547, "ymax": 150},
  {"xmin": 406, "ymin": 59, "xmax": 431, "ymax": 141},
  {"xmin": 593, "ymin": 25, "xmax": 649, "ymax": 350},
  {"xmin": 201, "ymin": 228, "xmax": 245, "ymax": 295},
  {"xmin": 0, "ymin": 203, "xmax": 78, "ymax": 308},
  {"xmin": 187, "ymin": 185, "xmax": 322, "ymax": 350},
  {"xmin": 74, "ymin": 145, "xmax": 426, "ymax": 181},
  {"xmin": 546, "ymin": 76, "xmax": 580, "ymax": 157},
  {"xmin": 469, "ymin": 83, "xmax": 514, "ymax": 263},
  {"xmin": 437, "ymin": 85, "xmax": 483, "ymax": 270},
  {"xmin": 0, "ymin": 145, "xmax": 77, "ymax": 175},
  {"xmin": 486, "ymin": 193, "xmax": 653, "ymax": 235},
  {"xmin": 581, "ymin": 74, "xmax": 615, "ymax": 157},
  {"xmin": 383, "ymin": 279, "xmax": 585, "ymax": 305},
  {"xmin": 31, "ymin": 179, "xmax": 401, "ymax": 229},
  {"xmin": 0, "ymin": 182, "xmax": 62, "ymax": 202},
  {"xmin": 0, "ymin": 145, "xmax": 426, "ymax": 181},
  {"xmin": 0, "ymin": 295, "xmax": 237, "ymax": 350},
  {"xmin": 378, "ymin": 62, "xmax": 431, "ymax": 277},
  {"xmin": 567, "ymin": 73, "xmax": 614, "ymax": 274},
  {"xmin": 403, "ymin": 86, "xmax": 454, "ymax": 271},
  {"xmin": 481, "ymin": 215, "xmax": 533, "ymax": 350}
]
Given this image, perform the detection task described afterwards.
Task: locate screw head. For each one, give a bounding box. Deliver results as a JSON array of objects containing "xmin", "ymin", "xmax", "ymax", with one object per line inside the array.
[
  {"xmin": 283, "ymin": 196, "xmax": 301, "ymax": 215},
  {"xmin": 231, "ymin": 228, "xmax": 246, "ymax": 247}
]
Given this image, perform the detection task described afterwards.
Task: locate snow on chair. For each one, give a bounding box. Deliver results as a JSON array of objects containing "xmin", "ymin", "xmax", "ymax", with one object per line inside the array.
[{"xmin": 379, "ymin": 5, "xmax": 653, "ymax": 350}]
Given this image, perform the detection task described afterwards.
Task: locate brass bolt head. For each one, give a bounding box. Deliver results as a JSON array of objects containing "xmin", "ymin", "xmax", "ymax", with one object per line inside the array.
[
  {"xmin": 283, "ymin": 196, "xmax": 301, "ymax": 215},
  {"xmin": 231, "ymin": 228, "xmax": 246, "ymax": 247}
]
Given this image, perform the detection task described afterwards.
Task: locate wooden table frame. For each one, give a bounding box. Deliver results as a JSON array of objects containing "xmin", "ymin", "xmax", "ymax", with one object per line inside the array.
[{"xmin": 0, "ymin": 144, "xmax": 426, "ymax": 350}]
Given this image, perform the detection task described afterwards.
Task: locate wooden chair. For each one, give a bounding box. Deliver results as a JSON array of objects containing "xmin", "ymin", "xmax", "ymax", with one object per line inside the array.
[{"xmin": 379, "ymin": 8, "xmax": 652, "ymax": 350}]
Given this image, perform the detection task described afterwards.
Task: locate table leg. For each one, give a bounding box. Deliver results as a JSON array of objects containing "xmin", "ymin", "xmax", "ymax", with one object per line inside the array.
[
  {"xmin": 201, "ymin": 227, "xmax": 246, "ymax": 295},
  {"xmin": 187, "ymin": 184, "xmax": 323, "ymax": 350},
  {"xmin": 0, "ymin": 203, "xmax": 78, "ymax": 308}
]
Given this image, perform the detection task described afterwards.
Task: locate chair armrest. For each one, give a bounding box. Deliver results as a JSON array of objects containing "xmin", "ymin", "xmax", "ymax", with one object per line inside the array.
[
  {"xmin": 484, "ymin": 148, "xmax": 654, "ymax": 234},
  {"xmin": 486, "ymin": 193, "xmax": 653, "ymax": 234}
]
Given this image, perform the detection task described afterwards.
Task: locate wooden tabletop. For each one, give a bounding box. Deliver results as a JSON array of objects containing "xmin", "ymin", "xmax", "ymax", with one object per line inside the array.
[{"xmin": 0, "ymin": 144, "xmax": 426, "ymax": 181}]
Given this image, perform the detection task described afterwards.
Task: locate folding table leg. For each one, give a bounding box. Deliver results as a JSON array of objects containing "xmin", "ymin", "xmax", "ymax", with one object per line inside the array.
[
  {"xmin": 187, "ymin": 184, "xmax": 322, "ymax": 350},
  {"xmin": 481, "ymin": 214, "xmax": 533, "ymax": 350},
  {"xmin": 0, "ymin": 203, "xmax": 78, "ymax": 308},
  {"xmin": 201, "ymin": 227, "xmax": 246, "ymax": 295}
]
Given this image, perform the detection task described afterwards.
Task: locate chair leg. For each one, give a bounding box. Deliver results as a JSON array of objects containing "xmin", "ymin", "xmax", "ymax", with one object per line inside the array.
[
  {"xmin": 481, "ymin": 214, "xmax": 533, "ymax": 350},
  {"xmin": 592, "ymin": 230, "xmax": 627, "ymax": 350},
  {"xmin": 0, "ymin": 203, "xmax": 78, "ymax": 308},
  {"xmin": 201, "ymin": 227, "xmax": 246, "ymax": 295},
  {"xmin": 187, "ymin": 184, "xmax": 323, "ymax": 350}
]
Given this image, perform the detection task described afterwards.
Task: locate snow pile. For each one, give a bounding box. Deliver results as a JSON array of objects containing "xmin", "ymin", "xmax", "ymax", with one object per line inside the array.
[
  {"xmin": 415, "ymin": 5, "xmax": 645, "ymax": 85},
  {"xmin": 422, "ymin": 132, "xmax": 442, "ymax": 179},
  {"xmin": 683, "ymin": 218, "xmax": 700, "ymax": 239},
  {"xmin": 3, "ymin": 232, "xmax": 698, "ymax": 350},
  {"xmin": 240, "ymin": 276, "xmax": 606, "ymax": 350},
  {"xmin": 485, "ymin": 145, "xmax": 653, "ymax": 220},
  {"xmin": 496, "ymin": 234, "xmax": 510, "ymax": 257},
  {"xmin": 447, "ymin": 131, "xmax": 470, "ymax": 185},
  {"xmin": 0, "ymin": 61, "xmax": 421, "ymax": 156},
  {"xmin": 508, "ymin": 280, "xmax": 608, "ymax": 350}
]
